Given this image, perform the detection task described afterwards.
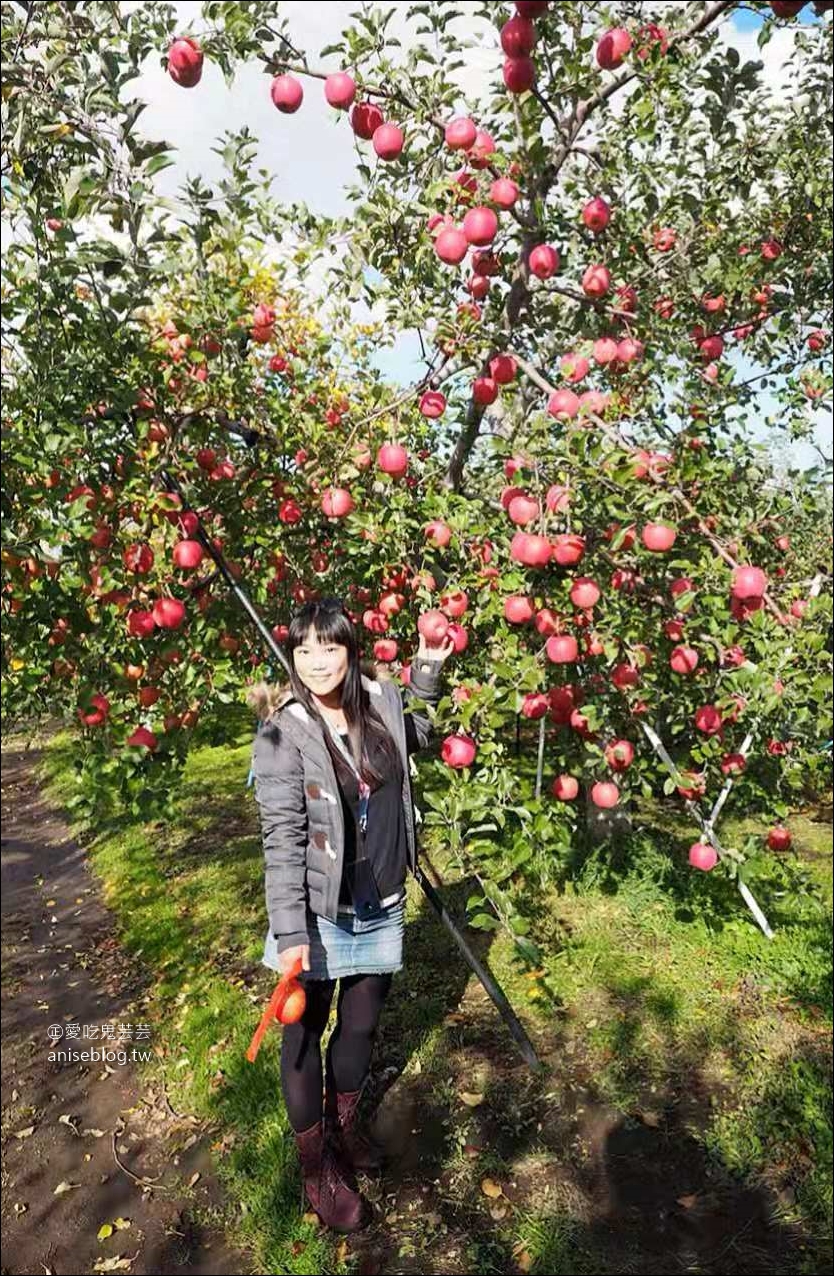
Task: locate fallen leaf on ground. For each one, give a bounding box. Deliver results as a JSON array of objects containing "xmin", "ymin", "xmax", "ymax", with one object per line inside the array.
[
  {"xmin": 460, "ymin": 1092, "xmax": 484, "ymax": 1108},
  {"xmin": 53, "ymin": 1180, "xmax": 80, "ymax": 1194},
  {"xmin": 481, "ymin": 1178, "xmax": 503, "ymax": 1199},
  {"xmin": 489, "ymin": 1201, "xmax": 510, "ymax": 1221},
  {"xmin": 13, "ymin": 1126, "xmax": 35, "ymax": 1139},
  {"xmin": 677, "ymin": 1193, "xmax": 700, "ymax": 1209}
]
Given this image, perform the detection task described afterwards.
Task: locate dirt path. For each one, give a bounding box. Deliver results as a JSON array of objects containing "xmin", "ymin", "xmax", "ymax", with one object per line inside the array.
[{"xmin": 1, "ymin": 748, "xmax": 252, "ymax": 1276}]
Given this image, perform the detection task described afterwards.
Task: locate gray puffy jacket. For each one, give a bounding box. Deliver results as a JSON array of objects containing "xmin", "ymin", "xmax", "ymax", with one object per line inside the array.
[{"xmin": 251, "ymin": 658, "xmax": 445, "ymax": 955}]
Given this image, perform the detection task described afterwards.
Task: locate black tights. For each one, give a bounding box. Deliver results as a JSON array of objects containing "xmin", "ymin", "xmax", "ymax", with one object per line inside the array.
[{"xmin": 280, "ymin": 973, "xmax": 393, "ymax": 1132}]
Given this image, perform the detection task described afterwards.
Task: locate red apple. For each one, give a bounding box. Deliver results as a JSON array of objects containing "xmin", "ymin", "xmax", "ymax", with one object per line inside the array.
[
  {"xmin": 123, "ymin": 542, "xmax": 154, "ymax": 575},
  {"xmin": 418, "ymin": 610, "xmax": 450, "ymax": 643},
  {"xmin": 503, "ymin": 56, "xmax": 537, "ymax": 93},
  {"xmin": 596, "ymin": 28, "xmax": 632, "ymax": 70},
  {"xmin": 617, "ymin": 337, "xmax": 644, "ymax": 364},
  {"xmin": 593, "ymin": 336, "xmax": 620, "ymax": 365},
  {"xmin": 490, "ymin": 354, "xmax": 517, "ymax": 384},
  {"xmin": 127, "ymin": 726, "xmax": 158, "ymax": 751},
  {"xmin": 677, "ymin": 771, "xmax": 706, "ymax": 801},
  {"xmin": 152, "ymin": 598, "xmax": 185, "ymax": 630},
  {"xmin": 591, "ymin": 781, "xmax": 620, "ymax": 809},
  {"xmin": 732, "ymin": 565, "xmax": 767, "ymax": 600},
  {"xmin": 511, "ymin": 532, "xmax": 552, "ymax": 566},
  {"xmin": 611, "ymin": 663, "xmax": 640, "ymax": 690},
  {"xmin": 767, "ymin": 825, "xmax": 792, "ymax": 851},
  {"xmin": 351, "ymin": 100, "xmax": 384, "ymax": 139},
  {"xmin": 508, "ymin": 494, "xmax": 541, "ymax": 526},
  {"xmin": 653, "ymin": 227, "xmax": 677, "ymax": 252},
  {"xmin": 322, "ymin": 487, "xmax": 355, "ymax": 518},
  {"xmin": 441, "ymin": 589, "xmax": 469, "ymax": 619},
  {"xmin": 721, "ymin": 753, "xmax": 747, "ymax": 776},
  {"xmin": 770, "ymin": 1, "xmax": 806, "ymax": 14},
  {"xmin": 270, "ymin": 74, "xmax": 303, "ymax": 113},
  {"xmin": 699, "ymin": 334, "xmax": 725, "ymax": 361},
  {"xmin": 582, "ymin": 263, "xmax": 611, "ymax": 298},
  {"xmin": 501, "ymin": 15, "xmax": 537, "ymax": 56},
  {"xmin": 552, "ymin": 775, "xmax": 580, "ymax": 801},
  {"xmin": 138, "ymin": 685, "xmax": 161, "ymax": 708},
  {"xmin": 605, "ymin": 740, "xmax": 634, "ymax": 772},
  {"xmin": 468, "ymin": 130, "xmax": 496, "ymax": 168},
  {"xmin": 167, "ymin": 535, "xmax": 201, "ymax": 579},
  {"xmin": 505, "ymin": 595, "xmax": 535, "ymax": 624},
  {"xmin": 168, "ymin": 37, "xmax": 203, "ymax": 88},
  {"xmin": 377, "ymin": 444, "xmax": 409, "ymax": 477},
  {"xmin": 689, "ymin": 842, "xmax": 718, "ymax": 871},
  {"xmin": 473, "ymin": 375, "xmax": 499, "ymax": 405},
  {"xmin": 491, "ymin": 178, "xmax": 520, "ymax": 209},
  {"xmin": 374, "ymin": 639, "xmax": 399, "ymax": 662},
  {"xmin": 570, "ymin": 577, "xmax": 600, "ymax": 609},
  {"xmin": 535, "ymin": 608, "xmax": 560, "ymax": 636},
  {"xmin": 77, "ymin": 692, "xmax": 110, "ymax": 728},
  {"xmin": 419, "ymin": 390, "xmax": 447, "ymax": 419},
  {"xmin": 547, "ymin": 389, "xmax": 580, "ymax": 420},
  {"xmin": 546, "ymin": 484, "xmax": 570, "ymax": 513},
  {"xmin": 325, "ymin": 72, "xmax": 356, "ymax": 110},
  {"xmin": 463, "ymin": 206, "xmax": 499, "ymax": 246},
  {"xmin": 515, "ymin": 1, "xmax": 549, "ymax": 14},
  {"xmin": 641, "ymin": 523, "xmax": 677, "ymax": 552},
  {"xmin": 582, "ymin": 196, "xmax": 611, "ymax": 233},
  {"xmin": 425, "ymin": 520, "xmax": 452, "ymax": 548},
  {"xmin": 373, "ymin": 122, "xmax": 404, "ymax": 160},
  {"xmin": 670, "ymin": 645, "xmax": 699, "ymax": 676},
  {"xmin": 546, "ymin": 634, "xmax": 579, "ymax": 664},
  {"xmin": 695, "ymin": 704, "xmax": 723, "ymax": 736},
  {"xmin": 435, "ymin": 227, "xmax": 469, "ymax": 265},
  {"xmin": 528, "ymin": 243, "xmax": 560, "ymax": 278},
  {"xmin": 561, "ymin": 353, "xmax": 590, "ymax": 383},
  {"xmin": 552, "ymin": 534, "xmax": 586, "ymax": 566},
  {"xmin": 442, "ymin": 734, "xmax": 478, "ymax": 769},
  {"xmin": 445, "ymin": 116, "xmax": 478, "ymax": 150}
]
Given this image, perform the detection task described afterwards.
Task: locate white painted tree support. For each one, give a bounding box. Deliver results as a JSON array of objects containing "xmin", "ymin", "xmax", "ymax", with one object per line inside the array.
[{"xmin": 640, "ymin": 721, "xmax": 775, "ymax": 940}]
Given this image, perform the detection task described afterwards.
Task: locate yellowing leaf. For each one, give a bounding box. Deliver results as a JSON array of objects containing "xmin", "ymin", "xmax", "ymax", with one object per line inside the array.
[
  {"xmin": 481, "ymin": 1177, "xmax": 503, "ymax": 1199},
  {"xmin": 53, "ymin": 1180, "xmax": 79, "ymax": 1195},
  {"xmin": 13, "ymin": 1126, "xmax": 35, "ymax": 1139},
  {"xmin": 97, "ymin": 1224, "xmax": 114, "ymax": 1242},
  {"xmin": 460, "ymin": 1092, "xmax": 485, "ymax": 1108},
  {"xmin": 677, "ymin": 1193, "xmax": 700, "ymax": 1209},
  {"xmin": 113, "ymin": 1217, "xmax": 132, "ymax": 1231}
]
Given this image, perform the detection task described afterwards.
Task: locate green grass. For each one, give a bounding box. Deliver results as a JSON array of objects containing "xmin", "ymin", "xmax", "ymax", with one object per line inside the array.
[{"xmin": 37, "ymin": 731, "xmax": 833, "ymax": 1275}]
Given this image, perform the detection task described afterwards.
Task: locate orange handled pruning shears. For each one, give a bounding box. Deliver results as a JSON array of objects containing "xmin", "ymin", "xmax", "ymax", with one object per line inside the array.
[{"xmin": 245, "ymin": 956, "xmax": 305, "ymax": 1063}]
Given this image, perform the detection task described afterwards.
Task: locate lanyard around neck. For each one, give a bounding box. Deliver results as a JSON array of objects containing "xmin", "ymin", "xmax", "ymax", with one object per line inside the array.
[{"xmin": 323, "ymin": 718, "xmax": 371, "ymax": 833}]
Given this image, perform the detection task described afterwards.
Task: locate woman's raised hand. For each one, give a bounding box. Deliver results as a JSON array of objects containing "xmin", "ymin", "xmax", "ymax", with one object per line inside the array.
[{"xmin": 416, "ymin": 632, "xmax": 456, "ymax": 665}]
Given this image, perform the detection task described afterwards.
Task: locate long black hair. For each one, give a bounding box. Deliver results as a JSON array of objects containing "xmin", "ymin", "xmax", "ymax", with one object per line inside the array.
[{"xmin": 285, "ymin": 597, "xmax": 401, "ymax": 791}]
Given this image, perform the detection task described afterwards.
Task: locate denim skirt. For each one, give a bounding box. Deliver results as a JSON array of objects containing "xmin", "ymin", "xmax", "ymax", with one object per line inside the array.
[{"xmin": 261, "ymin": 894, "xmax": 405, "ymax": 981}]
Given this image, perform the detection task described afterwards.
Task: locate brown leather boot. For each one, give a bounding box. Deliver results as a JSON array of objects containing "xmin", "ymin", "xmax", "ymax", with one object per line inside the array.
[
  {"xmin": 293, "ymin": 1119, "xmax": 371, "ymax": 1233},
  {"xmin": 326, "ymin": 1088, "xmax": 387, "ymax": 1172}
]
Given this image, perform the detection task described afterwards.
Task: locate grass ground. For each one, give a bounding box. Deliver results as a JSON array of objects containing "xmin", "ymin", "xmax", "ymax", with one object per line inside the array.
[{"xmin": 38, "ymin": 728, "xmax": 832, "ymax": 1275}]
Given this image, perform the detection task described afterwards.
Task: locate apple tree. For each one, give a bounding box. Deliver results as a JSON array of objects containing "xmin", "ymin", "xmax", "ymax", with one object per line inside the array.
[{"xmin": 2, "ymin": 1, "xmax": 832, "ymax": 951}]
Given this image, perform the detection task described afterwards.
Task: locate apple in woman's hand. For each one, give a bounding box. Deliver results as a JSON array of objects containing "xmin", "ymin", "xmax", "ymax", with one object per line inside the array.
[{"xmin": 416, "ymin": 630, "xmax": 456, "ymax": 665}]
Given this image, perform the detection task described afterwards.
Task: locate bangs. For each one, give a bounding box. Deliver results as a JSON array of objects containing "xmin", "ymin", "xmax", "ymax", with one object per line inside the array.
[{"xmin": 288, "ymin": 601, "xmax": 355, "ymax": 651}]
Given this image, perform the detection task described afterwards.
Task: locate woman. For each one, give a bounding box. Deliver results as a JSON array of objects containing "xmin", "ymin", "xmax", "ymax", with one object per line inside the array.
[{"xmin": 248, "ymin": 595, "xmax": 453, "ymax": 1233}]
